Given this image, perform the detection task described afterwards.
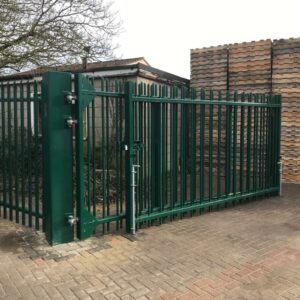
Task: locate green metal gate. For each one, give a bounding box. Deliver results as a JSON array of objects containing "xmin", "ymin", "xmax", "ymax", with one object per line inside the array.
[
  {"xmin": 74, "ymin": 73, "xmax": 127, "ymax": 240},
  {"xmin": 72, "ymin": 73, "xmax": 281, "ymax": 240},
  {"xmin": 0, "ymin": 72, "xmax": 282, "ymax": 245},
  {"xmin": 128, "ymin": 83, "xmax": 281, "ymax": 232}
]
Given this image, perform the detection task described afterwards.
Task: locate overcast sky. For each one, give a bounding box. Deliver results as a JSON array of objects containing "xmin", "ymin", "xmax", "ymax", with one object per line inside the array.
[{"xmin": 112, "ymin": 0, "xmax": 300, "ymax": 79}]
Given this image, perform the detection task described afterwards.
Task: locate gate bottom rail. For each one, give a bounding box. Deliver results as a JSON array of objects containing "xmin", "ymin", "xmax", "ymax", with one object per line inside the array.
[{"xmin": 136, "ymin": 186, "xmax": 279, "ymax": 223}]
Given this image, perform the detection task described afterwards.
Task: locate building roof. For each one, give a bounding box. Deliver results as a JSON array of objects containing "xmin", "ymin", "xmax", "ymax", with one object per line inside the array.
[
  {"xmin": 0, "ymin": 57, "xmax": 189, "ymax": 86},
  {"xmin": 1, "ymin": 57, "xmax": 149, "ymax": 80}
]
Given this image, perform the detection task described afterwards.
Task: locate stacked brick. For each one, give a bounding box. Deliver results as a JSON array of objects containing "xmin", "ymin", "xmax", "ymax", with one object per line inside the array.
[
  {"xmin": 229, "ymin": 40, "xmax": 272, "ymax": 93},
  {"xmin": 191, "ymin": 37, "xmax": 300, "ymax": 183},
  {"xmin": 191, "ymin": 46, "xmax": 228, "ymax": 180},
  {"xmin": 273, "ymin": 38, "xmax": 300, "ymax": 183},
  {"xmin": 191, "ymin": 46, "xmax": 228, "ymax": 94}
]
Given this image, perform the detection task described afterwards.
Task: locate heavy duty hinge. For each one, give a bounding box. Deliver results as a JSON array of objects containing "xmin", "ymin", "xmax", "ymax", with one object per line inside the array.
[
  {"xmin": 65, "ymin": 116, "xmax": 78, "ymax": 128},
  {"xmin": 64, "ymin": 92, "xmax": 77, "ymax": 104},
  {"xmin": 65, "ymin": 214, "xmax": 78, "ymax": 226}
]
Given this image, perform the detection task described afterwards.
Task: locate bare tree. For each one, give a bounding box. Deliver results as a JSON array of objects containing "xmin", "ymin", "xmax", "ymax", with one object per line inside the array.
[{"xmin": 0, "ymin": 0, "xmax": 121, "ymax": 74}]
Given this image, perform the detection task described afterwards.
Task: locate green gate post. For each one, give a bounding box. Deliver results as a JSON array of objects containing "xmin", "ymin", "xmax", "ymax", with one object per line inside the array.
[
  {"xmin": 125, "ymin": 82, "xmax": 135, "ymax": 234},
  {"xmin": 42, "ymin": 72, "xmax": 74, "ymax": 245}
]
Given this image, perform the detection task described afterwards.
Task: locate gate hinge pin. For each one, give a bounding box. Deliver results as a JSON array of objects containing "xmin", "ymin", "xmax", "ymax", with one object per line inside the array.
[
  {"xmin": 66, "ymin": 117, "xmax": 78, "ymax": 128},
  {"xmin": 67, "ymin": 215, "xmax": 78, "ymax": 226},
  {"xmin": 65, "ymin": 93, "xmax": 77, "ymax": 104}
]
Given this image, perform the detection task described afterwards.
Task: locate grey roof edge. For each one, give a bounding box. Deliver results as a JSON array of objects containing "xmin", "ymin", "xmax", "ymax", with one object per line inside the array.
[
  {"xmin": 0, "ymin": 62, "xmax": 190, "ymax": 86},
  {"xmin": 137, "ymin": 64, "xmax": 189, "ymax": 85}
]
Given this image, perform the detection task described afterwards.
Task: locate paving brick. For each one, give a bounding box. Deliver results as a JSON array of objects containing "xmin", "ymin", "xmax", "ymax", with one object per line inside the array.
[
  {"xmin": 130, "ymin": 287, "xmax": 150, "ymax": 299},
  {"xmin": 89, "ymin": 290, "xmax": 106, "ymax": 300},
  {"xmin": 0, "ymin": 184, "xmax": 299, "ymax": 299}
]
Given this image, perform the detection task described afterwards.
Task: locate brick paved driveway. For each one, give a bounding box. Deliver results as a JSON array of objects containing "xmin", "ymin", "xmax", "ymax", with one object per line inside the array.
[{"xmin": 0, "ymin": 184, "xmax": 299, "ymax": 300}]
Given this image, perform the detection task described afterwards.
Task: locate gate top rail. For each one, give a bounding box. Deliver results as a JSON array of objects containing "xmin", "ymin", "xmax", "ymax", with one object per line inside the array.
[
  {"xmin": 80, "ymin": 87, "xmax": 281, "ymax": 108},
  {"xmin": 81, "ymin": 90, "xmax": 124, "ymax": 98},
  {"xmin": 131, "ymin": 96, "xmax": 281, "ymax": 107}
]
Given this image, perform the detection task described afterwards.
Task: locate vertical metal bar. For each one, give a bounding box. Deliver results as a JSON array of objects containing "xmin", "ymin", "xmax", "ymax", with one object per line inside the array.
[
  {"xmin": 87, "ymin": 102, "xmax": 91, "ymax": 212},
  {"xmin": 262, "ymin": 95, "xmax": 267, "ymax": 189},
  {"xmin": 259, "ymin": 95, "xmax": 263, "ymax": 190},
  {"xmin": 0, "ymin": 83, "xmax": 2, "ymax": 218},
  {"xmin": 33, "ymin": 81, "xmax": 40, "ymax": 229},
  {"xmin": 150, "ymin": 85, "xmax": 156, "ymax": 214},
  {"xmin": 1, "ymin": 83, "xmax": 6, "ymax": 219},
  {"xmin": 26, "ymin": 82, "xmax": 32, "ymax": 226},
  {"xmin": 143, "ymin": 90, "xmax": 147, "ymax": 215},
  {"xmin": 106, "ymin": 80, "xmax": 110, "ymax": 230},
  {"xmin": 119, "ymin": 84, "xmax": 124, "ymax": 227},
  {"xmin": 157, "ymin": 86, "xmax": 163, "ymax": 216},
  {"xmin": 277, "ymin": 95, "xmax": 282, "ymax": 194},
  {"xmin": 270, "ymin": 96, "xmax": 276, "ymax": 187},
  {"xmin": 161, "ymin": 86, "xmax": 166, "ymax": 213},
  {"xmin": 262, "ymin": 94, "xmax": 266, "ymax": 189},
  {"xmin": 91, "ymin": 98, "xmax": 96, "ymax": 216},
  {"xmin": 265, "ymin": 95, "xmax": 271, "ymax": 189},
  {"xmin": 253, "ymin": 94, "xmax": 258, "ymax": 193},
  {"xmin": 181, "ymin": 88, "xmax": 187, "ymax": 208},
  {"xmin": 125, "ymin": 81, "xmax": 135, "ymax": 234},
  {"xmin": 138, "ymin": 87, "xmax": 144, "ymax": 217},
  {"xmin": 191, "ymin": 89, "xmax": 196, "ymax": 203},
  {"xmin": 170, "ymin": 97, "xmax": 174, "ymax": 214},
  {"xmin": 274, "ymin": 95, "xmax": 281, "ymax": 191},
  {"xmin": 269, "ymin": 96, "xmax": 273, "ymax": 189},
  {"xmin": 8, "ymin": 83, "xmax": 13, "ymax": 221},
  {"xmin": 147, "ymin": 97, "xmax": 151, "ymax": 219},
  {"xmin": 172, "ymin": 87, "xmax": 178, "ymax": 208},
  {"xmin": 163, "ymin": 87, "xmax": 168, "ymax": 209},
  {"xmin": 225, "ymin": 91, "xmax": 232, "ymax": 195},
  {"xmin": 232, "ymin": 91, "xmax": 238, "ymax": 195},
  {"xmin": 20, "ymin": 82, "xmax": 25, "ymax": 225},
  {"xmin": 269, "ymin": 97, "xmax": 275, "ymax": 187},
  {"xmin": 208, "ymin": 90, "xmax": 214, "ymax": 201},
  {"xmin": 246, "ymin": 94, "xmax": 252, "ymax": 192},
  {"xmin": 101, "ymin": 79, "xmax": 106, "ymax": 231},
  {"xmin": 240, "ymin": 93, "xmax": 245, "ymax": 194},
  {"xmin": 217, "ymin": 91, "xmax": 222, "ymax": 197},
  {"xmin": 200, "ymin": 89, "xmax": 205, "ymax": 201},
  {"xmin": 13, "ymin": 82, "xmax": 19, "ymax": 223},
  {"xmin": 115, "ymin": 81, "xmax": 120, "ymax": 229}
]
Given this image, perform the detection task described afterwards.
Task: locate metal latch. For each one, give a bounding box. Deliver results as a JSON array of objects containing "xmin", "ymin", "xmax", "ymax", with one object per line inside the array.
[
  {"xmin": 278, "ymin": 159, "xmax": 283, "ymax": 196},
  {"xmin": 66, "ymin": 116, "xmax": 78, "ymax": 128},
  {"xmin": 121, "ymin": 141, "xmax": 144, "ymax": 152},
  {"xmin": 131, "ymin": 164, "xmax": 140, "ymax": 235},
  {"xmin": 133, "ymin": 140, "xmax": 144, "ymax": 151},
  {"xmin": 120, "ymin": 142, "xmax": 129, "ymax": 151}
]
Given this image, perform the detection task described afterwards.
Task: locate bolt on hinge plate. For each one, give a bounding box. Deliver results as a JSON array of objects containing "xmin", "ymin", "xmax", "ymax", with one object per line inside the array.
[
  {"xmin": 65, "ymin": 93, "xmax": 76, "ymax": 104},
  {"xmin": 67, "ymin": 215, "xmax": 78, "ymax": 226},
  {"xmin": 66, "ymin": 116, "xmax": 78, "ymax": 128}
]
